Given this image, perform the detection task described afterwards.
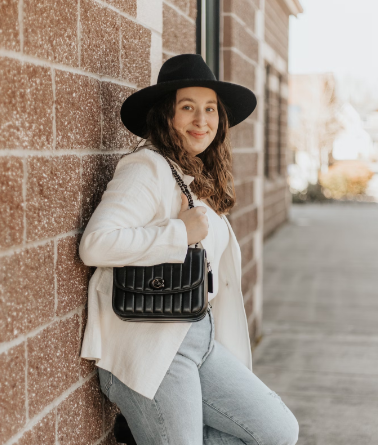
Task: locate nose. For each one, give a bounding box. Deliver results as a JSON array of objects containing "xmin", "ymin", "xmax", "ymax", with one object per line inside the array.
[{"xmin": 193, "ymin": 108, "xmax": 207, "ymax": 127}]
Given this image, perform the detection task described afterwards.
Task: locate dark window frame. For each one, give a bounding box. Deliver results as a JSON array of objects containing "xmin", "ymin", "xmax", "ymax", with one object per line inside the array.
[{"xmin": 196, "ymin": 0, "xmax": 220, "ymax": 79}]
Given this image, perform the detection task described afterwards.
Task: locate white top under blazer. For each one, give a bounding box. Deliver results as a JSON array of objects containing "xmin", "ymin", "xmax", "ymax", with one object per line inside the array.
[{"xmin": 79, "ymin": 146, "xmax": 252, "ymax": 400}]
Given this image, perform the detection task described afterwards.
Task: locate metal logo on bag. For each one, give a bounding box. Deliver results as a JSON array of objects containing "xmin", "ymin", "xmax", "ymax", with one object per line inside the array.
[{"xmin": 150, "ymin": 277, "xmax": 165, "ymax": 289}]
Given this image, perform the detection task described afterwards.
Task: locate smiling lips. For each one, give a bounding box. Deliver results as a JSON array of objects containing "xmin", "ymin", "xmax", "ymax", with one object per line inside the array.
[{"xmin": 187, "ymin": 131, "xmax": 208, "ymax": 139}]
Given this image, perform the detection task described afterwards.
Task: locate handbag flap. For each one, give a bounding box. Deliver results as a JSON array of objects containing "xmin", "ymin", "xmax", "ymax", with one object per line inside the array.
[{"xmin": 113, "ymin": 248, "xmax": 206, "ymax": 294}]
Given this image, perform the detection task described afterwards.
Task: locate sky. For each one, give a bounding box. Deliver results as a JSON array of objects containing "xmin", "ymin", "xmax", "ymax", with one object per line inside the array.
[{"xmin": 288, "ymin": 0, "xmax": 378, "ymax": 110}]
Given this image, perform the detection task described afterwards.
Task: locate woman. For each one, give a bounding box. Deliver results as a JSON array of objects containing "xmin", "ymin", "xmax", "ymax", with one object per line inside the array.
[{"xmin": 80, "ymin": 54, "xmax": 299, "ymax": 445}]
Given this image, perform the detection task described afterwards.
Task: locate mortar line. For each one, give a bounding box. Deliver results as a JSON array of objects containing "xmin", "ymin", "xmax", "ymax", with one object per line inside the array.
[
  {"xmin": 163, "ymin": 0, "xmax": 195, "ymax": 24},
  {"xmin": 92, "ymin": 0, "xmax": 164, "ymax": 33},
  {"xmin": 0, "ymin": 305, "xmax": 86, "ymax": 355},
  {"xmin": 0, "ymin": 148, "xmax": 131, "ymax": 157},
  {"xmin": 222, "ymin": 46, "xmax": 258, "ymax": 67},
  {"xmin": 0, "ymin": 49, "xmax": 138, "ymax": 88},
  {"xmin": 3, "ymin": 370, "xmax": 97, "ymax": 445},
  {"xmin": 0, "ymin": 229, "xmax": 83, "ymax": 259}
]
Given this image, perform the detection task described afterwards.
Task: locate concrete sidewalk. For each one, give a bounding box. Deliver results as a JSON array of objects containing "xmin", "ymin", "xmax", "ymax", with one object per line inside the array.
[{"xmin": 252, "ymin": 202, "xmax": 378, "ymax": 445}]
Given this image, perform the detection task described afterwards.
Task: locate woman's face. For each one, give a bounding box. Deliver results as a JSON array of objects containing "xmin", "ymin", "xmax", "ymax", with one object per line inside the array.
[{"xmin": 172, "ymin": 87, "xmax": 219, "ymax": 157}]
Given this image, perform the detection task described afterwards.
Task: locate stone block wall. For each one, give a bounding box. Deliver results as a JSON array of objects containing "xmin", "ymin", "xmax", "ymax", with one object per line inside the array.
[
  {"xmin": 223, "ymin": 0, "xmax": 265, "ymax": 341},
  {"xmin": 0, "ymin": 1, "xmax": 193, "ymax": 443}
]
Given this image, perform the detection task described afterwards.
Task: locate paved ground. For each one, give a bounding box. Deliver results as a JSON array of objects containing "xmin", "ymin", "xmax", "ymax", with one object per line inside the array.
[{"xmin": 253, "ymin": 202, "xmax": 378, "ymax": 445}]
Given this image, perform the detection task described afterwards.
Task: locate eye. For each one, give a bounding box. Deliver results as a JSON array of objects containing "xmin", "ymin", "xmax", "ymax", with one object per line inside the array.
[
  {"xmin": 182, "ymin": 105, "xmax": 192, "ymax": 110},
  {"xmin": 207, "ymin": 107, "xmax": 216, "ymax": 112}
]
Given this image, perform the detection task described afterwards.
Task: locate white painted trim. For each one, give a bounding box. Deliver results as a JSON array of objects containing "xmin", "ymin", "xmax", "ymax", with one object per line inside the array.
[
  {"xmin": 150, "ymin": 32, "xmax": 162, "ymax": 85},
  {"xmin": 201, "ymin": 0, "xmax": 206, "ymax": 60},
  {"xmin": 137, "ymin": 0, "xmax": 163, "ymax": 34},
  {"xmin": 282, "ymin": 0, "xmax": 303, "ymax": 17},
  {"xmin": 263, "ymin": 42, "xmax": 287, "ymax": 74}
]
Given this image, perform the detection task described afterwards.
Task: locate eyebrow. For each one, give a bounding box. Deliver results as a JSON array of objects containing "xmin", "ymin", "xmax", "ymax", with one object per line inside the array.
[{"xmin": 177, "ymin": 98, "xmax": 217, "ymax": 105}]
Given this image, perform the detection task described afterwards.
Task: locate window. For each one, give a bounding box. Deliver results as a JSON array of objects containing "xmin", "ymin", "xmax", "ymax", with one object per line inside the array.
[{"xmin": 196, "ymin": 0, "xmax": 220, "ymax": 79}]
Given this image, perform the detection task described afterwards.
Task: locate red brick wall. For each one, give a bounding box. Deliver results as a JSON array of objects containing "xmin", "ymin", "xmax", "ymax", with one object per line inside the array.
[
  {"xmin": 222, "ymin": 0, "xmax": 262, "ymax": 341},
  {"xmin": 263, "ymin": 0, "xmax": 291, "ymax": 239},
  {"xmin": 0, "ymin": 1, "xmax": 193, "ymax": 443}
]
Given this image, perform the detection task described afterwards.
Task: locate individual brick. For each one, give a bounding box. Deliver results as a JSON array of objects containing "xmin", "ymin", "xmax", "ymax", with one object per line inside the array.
[
  {"xmin": 224, "ymin": 15, "xmax": 258, "ymax": 60},
  {"xmin": 27, "ymin": 315, "xmax": 81, "ymax": 417},
  {"xmin": 55, "ymin": 70, "xmax": 101, "ymax": 150},
  {"xmin": 242, "ymin": 261, "xmax": 257, "ymax": 295},
  {"xmin": 232, "ymin": 151, "xmax": 258, "ymax": 180},
  {"xmin": 188, "ymin": 0, "xmax": 197, "ymax": 20},
  {"xmin": 230, "ymin": 207, "xmax": 258, "ymax": 240},
  {"xmin": 23, "ymin": 0, "xmax": 78, "ymax": 65},
  {"xmin": 223, "ymin": 49, "xmax": 256, "ymax": 91},
  {"xmin": 0, "ymin": 344, "xmax": 26, "ymax": 443},
  {"xmin": 57, "ymin": 376, "xmax": 103, "ymax": 445},
  {"xmin": 26, "ymin": 156, "xmax": 81, "ymax": 241},
  {"xmin": 120, "ymin": 17, "xmax": 151, "ymax": 87},
  {"xmin": 57, "ymin": 235, "xmax": 90, "ymax": 316},
  {"xmin": 240, "ymin": 237, "xmax": 254, "ymax": 266},
  {"xmin": 223, "ymin": 0, "xmax": 256, "ymax": 32},
  {"xmin": 0, "ymin": 0, "xmax": 20, "ymax": 50},
  {"xmin": 247, "ymin": 315, "xmax": 257, "ymax": 343},
  {"xmin": 81, "ymin": 154, "xmax": 121, "ymax": 226},
  {"xmin": 243, "ymin": 291, "xmax": 253, "ymax": 317},
  {"xmin": 163, "ymin": 3, "xmax": 196, "ymax": 55},
  {"xmin": 102, "ymin": 0, "xmax": 136, "ymax": 16},
  {"xmin": 0, "ymin": 157, "xmax": 24, "ymax": 249},
  {"xmin": 0, "ymin": 243, "xmax": 54, "ymax": 342},
  {"xmin": 16, "ymin": 411, "xmax": 56, "ymax": 445},
  {"xmin": 264, "ymin": 1, "xmax": 288, "ymax": 60},
  {"xmin": 101, "ymin": 82, "xmax": 138, "ymax": 150},
  {"xmin": 104, "ymin": 395, "xmax": 120, "ymax": 431},
  {"xmin": 234, "ymin": 180, "xmax": 254, "ymax": 209},
  {"xmin": 80, "ymin": 0, "xmax": 120, "ymax": 78},
  {"xmin": 80, "ymin": 307, "xmax": 96, "ymax": 378},
  {"xmin": 167, "ymin": 0, "xmax": 190, "ymax": 14},
  {"xmin": 230, "ymin": 119, "xmax": 255, "ymax": 148},
  {"xmin": 0, "ymin": 58, "xmax": 53, "ymax": 150}
]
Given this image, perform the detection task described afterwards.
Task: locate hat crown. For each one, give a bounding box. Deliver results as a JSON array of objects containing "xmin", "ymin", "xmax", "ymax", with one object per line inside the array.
[{"xmin": 157, "ymin": 54, "xmax": 217, "ymax": 84}]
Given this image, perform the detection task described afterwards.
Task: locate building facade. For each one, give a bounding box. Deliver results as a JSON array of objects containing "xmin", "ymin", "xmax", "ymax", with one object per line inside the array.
[{"xmin": 0, "ymin": 0, "xmax": 301, "ymax": 443}]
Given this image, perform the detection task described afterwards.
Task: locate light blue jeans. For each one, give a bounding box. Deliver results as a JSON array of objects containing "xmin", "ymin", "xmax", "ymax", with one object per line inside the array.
[{"xmin": 98, "ymin": 308, "xmax": 299, "ymax": 444}]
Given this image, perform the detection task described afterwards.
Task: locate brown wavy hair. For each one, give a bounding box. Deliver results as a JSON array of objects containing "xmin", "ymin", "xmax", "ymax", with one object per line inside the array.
[{"xmin": 141, "ymin": 90, "xmax": 236, "ymax": 216}]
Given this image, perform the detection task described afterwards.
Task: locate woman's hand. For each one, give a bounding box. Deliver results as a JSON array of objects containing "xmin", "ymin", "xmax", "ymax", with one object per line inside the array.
[{"xmin": 178, "ymin": 193, "xmax": 208, "ymax": 245}]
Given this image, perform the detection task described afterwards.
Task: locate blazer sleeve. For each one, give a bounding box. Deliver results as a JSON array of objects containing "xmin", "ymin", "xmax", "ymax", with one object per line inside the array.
[{"xmin": 79, "ymin": 150, "xmax": 189, "ymax": 267}]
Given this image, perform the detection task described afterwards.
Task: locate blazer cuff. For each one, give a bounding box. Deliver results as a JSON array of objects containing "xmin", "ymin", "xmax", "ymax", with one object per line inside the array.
[{"xmin": 168, "ymin": 218, "xmax": 189, "ymax": 262}]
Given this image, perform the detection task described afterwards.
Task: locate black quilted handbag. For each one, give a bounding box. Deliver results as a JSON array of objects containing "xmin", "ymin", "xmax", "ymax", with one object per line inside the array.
[{"xmin": 112, "ymin": 150, "xmax": 213, "ymax": 322}]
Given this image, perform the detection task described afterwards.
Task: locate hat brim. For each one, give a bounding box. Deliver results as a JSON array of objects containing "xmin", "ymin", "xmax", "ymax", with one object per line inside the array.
[{"xmin": 120, "ymin": 79, "xmax": 257, "ymax": 138}]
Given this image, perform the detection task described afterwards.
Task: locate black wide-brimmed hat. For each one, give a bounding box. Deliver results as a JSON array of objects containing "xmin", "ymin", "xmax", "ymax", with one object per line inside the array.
[{"xmin": 120, "ymin": 54, "xmax": 257, "ymax": 138}]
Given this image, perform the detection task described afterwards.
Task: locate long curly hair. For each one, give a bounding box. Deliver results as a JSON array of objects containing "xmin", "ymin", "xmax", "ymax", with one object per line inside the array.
[{"xmin": 141, "ymin": 90, "xmax": 236, "ymax": 216}]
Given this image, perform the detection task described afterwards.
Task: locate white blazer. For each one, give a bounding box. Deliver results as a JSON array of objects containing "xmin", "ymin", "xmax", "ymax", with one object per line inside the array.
[{"xmin": 79, "ymin": 146, "xmax": 252, "ymax": 400}]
